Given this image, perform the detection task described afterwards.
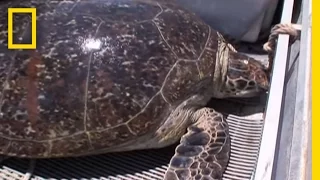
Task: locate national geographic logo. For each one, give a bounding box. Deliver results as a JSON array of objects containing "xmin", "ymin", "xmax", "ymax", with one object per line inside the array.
[{"xmin": 7, "ymin": 8, "xmax": 37, "ymax": 49}]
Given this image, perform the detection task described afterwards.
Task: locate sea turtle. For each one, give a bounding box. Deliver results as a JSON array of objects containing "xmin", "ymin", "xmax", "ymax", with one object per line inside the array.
[{"xmin": 0, "ymin": 0, "xmax": 270, "ymax": 179}]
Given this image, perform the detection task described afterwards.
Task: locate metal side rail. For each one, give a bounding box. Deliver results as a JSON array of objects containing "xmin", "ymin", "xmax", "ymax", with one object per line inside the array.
[
  {"xmin": 273, "ymin": 0, "xmax": 312, "ymax": 179},
  {"xmin": 253, "ymin": 0, "xmax": 302, "ymax": 179}
]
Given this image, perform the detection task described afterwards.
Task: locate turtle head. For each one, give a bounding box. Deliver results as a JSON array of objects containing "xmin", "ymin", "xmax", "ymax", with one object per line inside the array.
[{"xmin": 218, "ymin": 52, "xmax": 269, "ymax": 98}]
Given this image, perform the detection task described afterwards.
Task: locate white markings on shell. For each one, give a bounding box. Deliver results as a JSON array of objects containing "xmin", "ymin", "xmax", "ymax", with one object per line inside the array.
[
  {"xmin": 3, "ymin": 81, "xmax": 10, "ymax": 90},
  {"xmin": 24, "ymin": 124, "xmax": 36, "ymax": 135},
  {"xmin": 43, "ymin": 40, "xmax": 66, "ymax": 58},
  {"xmin": 66, "ymin": 19, "xmax": 76, "ymax": 25},
  {"xmin": 13, "ymin": 109, "xmax": 27, "ymax": 121},
  {"xmin": 118, "ymin": 4, "xmax": 130, "ymax": 8},
  {"xmin": 3, "ymin": 125, "xmax": 14, "ymax": 136},
  {"xmin": 148, "ymin": 40, "xmax": 155, "ymax": 45}
]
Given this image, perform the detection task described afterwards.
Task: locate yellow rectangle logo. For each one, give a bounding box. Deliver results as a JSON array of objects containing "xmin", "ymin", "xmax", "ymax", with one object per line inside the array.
[{"xmin": 8, "ymin": 8, "xmax": 37, "ymax": 49}]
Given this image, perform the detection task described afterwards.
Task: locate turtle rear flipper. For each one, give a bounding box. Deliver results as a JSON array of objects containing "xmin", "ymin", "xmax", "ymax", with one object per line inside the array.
[{"xmin": 164, "ymin": 108, "xmax": 230, "ymax": 180}]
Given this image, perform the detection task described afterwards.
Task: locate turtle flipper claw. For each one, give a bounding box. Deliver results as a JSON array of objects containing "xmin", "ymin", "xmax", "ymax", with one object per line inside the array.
[{"xmin": 164, "ymin": 108, "xmax": 230, "ymax": 180}]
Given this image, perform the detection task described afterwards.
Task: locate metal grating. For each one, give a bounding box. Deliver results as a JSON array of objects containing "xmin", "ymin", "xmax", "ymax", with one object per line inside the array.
[
  {"xmin": 223, "ymin": 115, "xmax": 263, "ymax": 180},
  {"xmin": 0, "ymin": 98, "xmax": 266, "ymax": 180}
]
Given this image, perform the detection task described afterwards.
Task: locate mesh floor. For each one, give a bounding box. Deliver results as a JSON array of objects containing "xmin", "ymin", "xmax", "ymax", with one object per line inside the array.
[{"xmin": 0, "ymin": 97, "xmax": 266, "ymax": 180}]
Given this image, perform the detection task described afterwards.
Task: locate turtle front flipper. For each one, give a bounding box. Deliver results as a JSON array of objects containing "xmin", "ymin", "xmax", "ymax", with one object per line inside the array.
[{"xmin": 164, "ymin": 108, "xmax": 230, "ymax": 180}]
